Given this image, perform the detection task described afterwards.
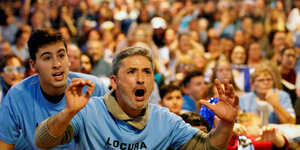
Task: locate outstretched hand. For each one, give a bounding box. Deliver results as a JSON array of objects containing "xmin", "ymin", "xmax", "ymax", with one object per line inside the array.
[
  {"xmin": 65, "ymin": 78, "xmax": 95, "ymax": 114},
  {"xmin": 200, "ymin": 79, "xmax": 239, "ymax": 123}
]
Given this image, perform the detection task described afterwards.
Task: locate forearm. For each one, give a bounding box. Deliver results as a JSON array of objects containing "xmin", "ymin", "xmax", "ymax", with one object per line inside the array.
[
  {"xmin": 179, "ymin": 131, "xmax": 223, "ymax": 150},
  {"xmin": 210, "ymin": 120, "xmax": 234, "ymax": 149},
  {"xmin": 34, "ymin": 116, "xmax": 74, "ymax": 149},
  {"xmin": 48, "ymin": 109, "xmax": 77, "ymax": 136},
  {"xmin": 272, "ymin": 134, "xmax": 285, "ymax": 148},
  {"xmin": 0, "ymin": 140, "xmax": 14, "ymax": 150},
  {"xmin": 273, "ymin": 104, "xmax": 296, "ymax": 124}
]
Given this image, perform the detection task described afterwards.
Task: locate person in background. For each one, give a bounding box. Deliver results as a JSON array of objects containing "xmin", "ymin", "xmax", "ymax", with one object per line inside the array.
[
  {"xmin": 11, "ymin": 29, "xmax": 30, "ymax": 62},
  {"xmin": 68, "ymin": 44, "xmax": 82, "ymax": 72},
  {"xmin": 227, "ymin": 112, "xmax": 289, "ymax": 150},
  {"xmin": 0, "ymin": 28, "xmax": 109, "ymax": 149},
  {"xmin": 180, "ymin": 112, "xmax": 211, "ymax": 133},
  {"xmin": 279, "ymin": 47, "xmax": 298, "ymax": 105},
  {"xmin": 159, "ymin": 84, "xmax": 183, "ymax": 115},
  {"xmin": 86, "ymin": 40, "xmax": 111, "ymax": 77},
  {"xmin": 0, "ymin": 40, "xmax": 13, "ymax": 57},
  {"xmin": 0, "ymin": 55, "xmax": 25, "ymax": 103},
  {"xmin": 247, "ymin": 41, "xmax": 266, "ymax": 71},
  {"xmin": 266, "ymin": 30, "xmax": 287, "ymax": 65},
  {"xmin": 210, "ymin": 59, "xmax": 243, "ymax": 96},
  {"xmin": 181, "ymin": 70, "xmax": 207, "ymax": 113},
  {"xmin": 239, "ymin": 66, "xmax": 296, "ymax": 124},
  {"xmin": 80, "ymin": 52, "xmax": 93, "ymax": 74},
  {"xmin": 230, "ymin": 45, "xmax": 251, "ymax": 92}
]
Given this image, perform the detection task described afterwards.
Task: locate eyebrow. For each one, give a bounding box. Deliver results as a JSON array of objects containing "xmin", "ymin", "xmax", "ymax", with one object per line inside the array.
[
  {"xmin": 57, "ymin": 49, "xmax": 66, "ymax": 54},
  {"xmin": 40, "ymin": 49, "xmax": 66, "ymax": 57}
]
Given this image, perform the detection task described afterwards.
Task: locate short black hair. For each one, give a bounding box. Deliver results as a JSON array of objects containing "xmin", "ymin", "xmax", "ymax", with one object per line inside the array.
[
  {"xmin": 159, "ymin": 84, "xmax": 182, "ymax": 100},
  {"xmin": 180, "ymin": 112, "xmax": 211, "ymax": 132},
  {"xmin": 27, "ymin": 28, "xmax": 66, "ymax": 61},
  {"xmin": 181, "ymin": 71, "xmax": 204, "ymax": 87}
]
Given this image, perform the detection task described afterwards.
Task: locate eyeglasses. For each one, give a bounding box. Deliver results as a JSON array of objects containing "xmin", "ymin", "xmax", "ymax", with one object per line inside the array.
[
  {"xmin": 255, "ymin": 78, "xmax": 273, "ymax": 83},
  {"xmin": 3, "ymin": 66, "xmax": 26, "ymax": 75}
]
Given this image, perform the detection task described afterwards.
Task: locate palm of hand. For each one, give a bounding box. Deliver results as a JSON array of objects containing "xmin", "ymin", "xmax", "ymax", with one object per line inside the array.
[
  {"xmin": 65, "ymin": 78, "xmax": 95, "ymax": 114},
  {"xmin": 66, "ymin": 86, "xmax": 89, "ymax": 112},
  {"xmin": 212, "ymin": 94, "xmax": 239, "ymax": 123},
  {"xmin": 200, "ymin": 79, "xmax": 239, "ymax": 123}
]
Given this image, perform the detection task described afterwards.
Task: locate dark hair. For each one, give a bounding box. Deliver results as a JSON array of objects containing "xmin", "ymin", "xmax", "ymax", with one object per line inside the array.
[
  {"xmin": 268, "ymin": 30, "xmax": 286, "ymax": 45},
  {"xmin": 111, "ymin": 46, "xmax": 154, "ymax": 75},
  {"xmin": 180, "ymin": 112, "xmax": 211, "ymax": 132},
  {"xmin": 181, "ymin": 70, "xmax": 204, "ymax": 88},
  {"xmin": 159, "ymin": 84, "xmax": 182, "ymax": 100},
  {"xmin": 0, "ymin": 54, "xmax": 24, "ymax": 72},
  {"xmin": 27, "ymin": 28, "xmax": 66, "ymax": 61},
  {"xmin": 81, "ymin": 52, "xmax": 94, "ymax": 67}
]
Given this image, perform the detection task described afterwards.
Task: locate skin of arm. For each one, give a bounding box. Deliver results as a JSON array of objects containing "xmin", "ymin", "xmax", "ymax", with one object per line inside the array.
[
  {"xmin": 200, "ymin": 79, "xmax": 239, "ymax": 149},
  {"xmin": 47, "ymin": 78, "xmax": 95, "ymax": 137},
  {"xmin": 265, "ymin": 89, "xmax": 296, "ymax": 124},
  {"xmin": 0, "ymin": 140, "xmax": 14, "ymax": 150}
]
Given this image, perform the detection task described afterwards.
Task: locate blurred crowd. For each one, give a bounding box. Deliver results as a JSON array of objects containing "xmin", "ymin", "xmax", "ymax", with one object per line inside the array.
[{"xmin": 0, "ymin": 0, "xmax": 300, "ymax": 148}]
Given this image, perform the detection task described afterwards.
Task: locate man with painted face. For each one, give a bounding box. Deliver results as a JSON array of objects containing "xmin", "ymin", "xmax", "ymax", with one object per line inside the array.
[
  {"xmin": 0, "ymin": 28, "xmax": 109, "ymax": 149},
  {"xmin": 34, "ymin": 47, "xmax": 239, "ymax": 150}
]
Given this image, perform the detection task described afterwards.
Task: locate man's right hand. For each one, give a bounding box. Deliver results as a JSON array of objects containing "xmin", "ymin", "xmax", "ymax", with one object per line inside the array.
[{"xmin": 64, "ymin": 78, "xmax": 95, "ymax": 115}]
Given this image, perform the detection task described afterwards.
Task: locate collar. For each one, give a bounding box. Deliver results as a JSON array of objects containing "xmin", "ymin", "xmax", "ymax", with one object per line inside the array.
[{"xmin": 104, "ymin": 90, "xmax": 149, "ymax": 130}]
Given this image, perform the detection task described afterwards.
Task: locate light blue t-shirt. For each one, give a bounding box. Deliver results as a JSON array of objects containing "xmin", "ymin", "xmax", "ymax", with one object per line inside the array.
[
  {"xmin": 71, "ymin": 98, "xmax": 199, "ymax": 150},
  {"xmin": 0, "ymin": 72, "xmax": 109, "ymax": 150},
  {"xmin": 239, "ymin": 91, "xmax": 296, "ymax": 124}
]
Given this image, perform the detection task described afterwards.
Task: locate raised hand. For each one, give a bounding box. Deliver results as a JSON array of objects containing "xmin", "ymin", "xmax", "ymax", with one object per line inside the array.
[
  {"xmin": 200, "ymin": 79, "xmax": 239, "ymax": 123},
  {"xmin": 65, "ymin": 78, "xmax": 95, "ymax": 114}
]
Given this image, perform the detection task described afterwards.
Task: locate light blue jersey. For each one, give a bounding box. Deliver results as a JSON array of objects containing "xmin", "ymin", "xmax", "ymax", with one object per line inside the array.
[
  {"xmin": 239, "ymin": 91, "xmax": 296, "ymax": 124},
  {"xmin": 0, "ymin": 72, "xmax": 109, "ymax": 149},
  {"xmin": 71, "ymin": 97, "xmax": 199, "ymax": 150}
]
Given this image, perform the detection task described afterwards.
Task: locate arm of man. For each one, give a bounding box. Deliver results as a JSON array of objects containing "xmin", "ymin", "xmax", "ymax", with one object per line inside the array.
[
  {"xmin": 0, "ymin": 140, "xmax": 14, "ymax": 150},
  {"xmin": 186, "ymin": 79, "xmax": 238, "ymax": 149},
  {"xmin": 34, "ymin": 78, "xmax": 95, "ymax": 149}
]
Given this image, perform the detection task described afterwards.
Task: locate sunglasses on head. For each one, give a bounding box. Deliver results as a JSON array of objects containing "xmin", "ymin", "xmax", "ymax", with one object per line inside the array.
[{"xmin": 3, "ymin": 66, "xmax": 26, "ymax": 75}]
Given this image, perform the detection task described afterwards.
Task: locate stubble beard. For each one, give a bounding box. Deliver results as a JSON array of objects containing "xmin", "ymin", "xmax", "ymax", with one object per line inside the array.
[{"xmin": 119, "ymin": 86, "xmax": 147, "ymax": 110}]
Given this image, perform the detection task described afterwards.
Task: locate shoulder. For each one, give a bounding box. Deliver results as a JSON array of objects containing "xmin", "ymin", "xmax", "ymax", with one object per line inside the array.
[
  {"xmin": 68, "ymin": 72, "xmax": 108, "ymax": 87},
  {"xmin": 239, "ymin": 92, "xmax": 255, "ymax": 99},
  {"xmin": 8, "ymin": 75, "xmax": 39, "ymax": 95},
  {"xmin": 148, "ymin": 104, "xmax": 182, "ymax": 122}
]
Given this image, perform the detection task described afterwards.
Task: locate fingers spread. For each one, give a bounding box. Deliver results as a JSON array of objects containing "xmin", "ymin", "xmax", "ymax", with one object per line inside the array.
[
  {"xmin": 215, "ymin": 79, "xmax": 224, "ymax": 96},
  {"xmin": 199, "ymin": 100, "xmax": 214, "ymax": 112}
]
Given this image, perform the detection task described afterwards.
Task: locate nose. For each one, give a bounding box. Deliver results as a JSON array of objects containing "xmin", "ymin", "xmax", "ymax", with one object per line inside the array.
[
  {"xmin": 136, "ymin": 72, "xmax": 145, "ymax": 85},
  {"xmin": 53, "ymin": 58, "xmax": 62, "ymax": 69}
]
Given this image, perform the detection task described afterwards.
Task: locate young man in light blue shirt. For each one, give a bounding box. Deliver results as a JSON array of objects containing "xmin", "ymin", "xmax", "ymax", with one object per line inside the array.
[{"xmin": 0, "ymin": 28, "xmax": 109, "ymax": 149}]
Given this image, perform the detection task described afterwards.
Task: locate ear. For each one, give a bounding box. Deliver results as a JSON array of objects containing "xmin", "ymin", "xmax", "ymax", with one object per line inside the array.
[
  {"xmin": 158, "ymin": 100, "xmax": 163, "ymax": 106},
  {"xmin": 110, "ymin": 75, "xmax": 118, "ymax": 90},
  {"xmin": 29, "ymin": 59, "xmax": 37, "ymax": 73},
  {"xmin": 67, "ymin": 51, "xmax": 71, "ymax": 66}
]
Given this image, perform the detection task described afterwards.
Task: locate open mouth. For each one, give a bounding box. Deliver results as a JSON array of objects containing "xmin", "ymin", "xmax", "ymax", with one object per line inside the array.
[
  {"xmin": 52, "ymin": 72, "xmax": 64, "ymax": 81},
  {"xmin": 53, "ymin": 72, "xmax": 63, "ymax": 76},
  {"xmin": 135, "ymin": 89, "xmax": 145, "ymax": 97}
]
